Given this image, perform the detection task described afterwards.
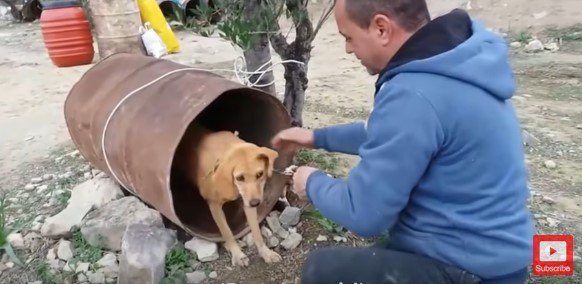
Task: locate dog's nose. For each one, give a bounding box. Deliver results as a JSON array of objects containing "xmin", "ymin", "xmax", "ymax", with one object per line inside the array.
[{"xmin": 249, "ymin": 199, "xmax": 261, "ymax": 207}]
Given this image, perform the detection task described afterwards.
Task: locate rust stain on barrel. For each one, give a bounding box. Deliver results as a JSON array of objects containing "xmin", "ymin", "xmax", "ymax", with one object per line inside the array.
[{"xmin": 64, "ymin": 53, "xmax": 294, "ymax": 241}]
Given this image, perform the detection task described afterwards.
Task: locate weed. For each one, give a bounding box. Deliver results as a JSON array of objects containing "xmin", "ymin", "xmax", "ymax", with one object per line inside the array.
[
  {"xmin": 0, "ymin": 194, "xmax": 25, "ymax": 266},
  {"xmin": 514, "ymin": 31, "xmax": 533, "ymax": 43},
  {"xmin": 55, "ymin": 190, "xmax": 71, "ymax": 209},
  {"xmin": 69, "ymin": 228, "xmax": 105, "ymax": 265},
  {"xmin": 295, "ymin": 150, "xmax": 339, "ymax": 173},
  {"xmin": 161, "ymin": 245, "xmax": 194, "ymax": 283},
  {"xmin": 302, "ymin": 209, "xmax": 343, "ymax": 234}
]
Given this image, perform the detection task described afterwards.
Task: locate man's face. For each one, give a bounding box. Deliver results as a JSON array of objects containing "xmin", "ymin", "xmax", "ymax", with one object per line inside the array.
[{"xmin": 334, "ymin": 0, "xmax": 394, "ymax": 75}]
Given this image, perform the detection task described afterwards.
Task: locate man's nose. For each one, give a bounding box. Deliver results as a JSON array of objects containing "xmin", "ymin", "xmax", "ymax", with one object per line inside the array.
[{"xmin": 345, "ymin": 43, "xmax": 353, "ymax": 54}]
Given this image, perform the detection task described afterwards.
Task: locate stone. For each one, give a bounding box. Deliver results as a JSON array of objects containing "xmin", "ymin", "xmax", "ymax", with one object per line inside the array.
[
  {"xmin": 544, "ymin": 42, "xmax": 559, "ymax": 52},
  {"xmin": 280, "ymin": 232, "xmax": 302, "ymax": 250},
  {"xmin": 266, "ymin": 212, "xmax": 289, "ymax": 239},
  {"xmin": 7, "ymin": 233, "xmax": 25, "ymax": 249},
  {"xmin": 279, "ymin": 206, "xmax": 301, "ymax": 228},
  {"xmin": 78, "ymin": 274, "xmax": 88, "ymax": 283},
  {"xmin": 546, "ymin": 217, "xmax": 560, "ymax": 227},
  {"xmin": 509, "ymin": 41, "xmax": 521, "ymax": 48},
  {"xmin": 333, "ymin": 235, "xmax": 347, "ymax": 243},
  {"xmin": 42, "ymin": 174, "xmax": 54, "ymax": 181},
  {"xmin": 266, "ymin": 236, "xmax": 279, "ymax": 248},
  {"xmin": 186, "ymin": 271, "xmax": 207, "ymax": 284},
  {"xmin": 316, "ymin": 235, "xmax": 328, "ymax": 242},
  {"xmin": 185, "ymin": 237, "xmax": 219, "ymax": 262},
  {"xmin": 75, "ymin": 262, "xmax": 91, "ymax": 273},
  {"xmin": 208, "ymin": 271, "xmax": 218, "ymax": 279},
  {"xmin": 524, "ymin": 39, "xmax": 544, "ymax": 52},
  {"xmin": 117, "ymin": 223, "xmax": 177, "ymax": 284},
  {"xmin": 30, "ymin": 177, "xmax": 43, "ymax": 184},
  {"xmin": 80, "ymin": 196, "xmax": 164, "ymax": 251},
  {"xmin": 242, "ymin": 233, "xmax": 254, "ymax": 247},
  {"xmin": 521, "ymin": 130, "xmax": 539, "ymax": 146},
  {"xmin": 544, "ymin": 160, "xmax": 557, "ymax": 169},
  {"xmin": 96, "ymin": 252, "xmax": 117, "ymax": 268},
  {"xmin": 46, "ymin": 247, "xmax": 57, "ymax": 260},
  {"xmin": 57, "ymin": 239, "xmax": 74, "ymax": 261},
  {"xmin": 542, "ymin": 196, "xmax": 555, "ymax": 204},
  {"xmin": 24, "ymin": 184, "xmax": 35, "ymax": 190},
  {"xmin": 261, "ymin": 226, "xmax": 273, "ymax": 238},
  {"xmin": 87, "ymin": 271, "xmax": 106, "ymax": 283},
  {"xmin": 41, "ymin": 176, "xmax": 123, "ymax": 238},
  {"xmin": 23, "ymin": 232, "xmax": 43, "ymax": 251}
]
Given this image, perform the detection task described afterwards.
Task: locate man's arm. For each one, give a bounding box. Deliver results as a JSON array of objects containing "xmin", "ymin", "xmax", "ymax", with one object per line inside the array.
[
  {"xmin": 305, "ymin": 86, "xmax": 444, "ymax": 237},
  {"xmin": 313, "ymin": 122, "xmax": 367, "ymax": 155}
]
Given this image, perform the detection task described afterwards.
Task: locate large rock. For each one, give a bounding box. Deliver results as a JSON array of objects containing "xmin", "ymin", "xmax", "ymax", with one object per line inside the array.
[
  {"xmin": 117, "ymin": 223, "xmax": 177, "ymax": 284},
  {"xmin": 40, "ymin": 176, "xmax": 123, "ymax": 238},
  {"xmin": 184, "ymin": 237, "xmax": 219, "ymax": 262},
  {"xmin": 80, "ymin": 196, "xmax": 164, "ymax": 251}
]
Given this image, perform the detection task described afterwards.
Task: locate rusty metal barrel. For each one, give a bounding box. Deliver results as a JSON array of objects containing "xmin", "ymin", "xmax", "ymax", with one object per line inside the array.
[{"xmin": 63, "ymin": 53, "xmax": 293, "ymax": 242}]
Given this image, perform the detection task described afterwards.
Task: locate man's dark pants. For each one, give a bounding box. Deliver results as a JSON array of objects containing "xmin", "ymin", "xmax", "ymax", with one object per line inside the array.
[{"xmin": 300, "ymin": 238, "xmax": 529, "ymax": 284}]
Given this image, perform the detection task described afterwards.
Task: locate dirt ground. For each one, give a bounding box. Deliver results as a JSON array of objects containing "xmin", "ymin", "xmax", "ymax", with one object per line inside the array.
[{"xmin": 0, "ymin": 0, "xmax": 581, "ymax": 283}]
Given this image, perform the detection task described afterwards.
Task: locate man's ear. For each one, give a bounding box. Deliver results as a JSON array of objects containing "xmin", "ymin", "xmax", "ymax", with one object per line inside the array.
[
  {"xmin": 257, "ymin": 147, "xmax": 279, "ymax": 177},
  {"xmin": 371, "ymin": 13, "xmax": 393, "ymax": 45}
]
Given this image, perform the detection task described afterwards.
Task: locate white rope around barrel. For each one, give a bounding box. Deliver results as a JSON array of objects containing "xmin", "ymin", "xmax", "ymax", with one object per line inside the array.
[{"xmin": 101, "ymin": 55, "xmax": 304, "ymax": 192}]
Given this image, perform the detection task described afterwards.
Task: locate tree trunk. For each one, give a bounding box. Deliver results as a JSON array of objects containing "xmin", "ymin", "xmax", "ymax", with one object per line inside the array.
[
  {"xmin": 282, "ymin": 52, "xmax": 310, "ymax": 127},
  {"xmin": 242, "ymin": 0, "xmax": 277, "ymax": 96},
  {"xmin": 242, "ymin": 35, "xmax": 277, "ymax": 96}
]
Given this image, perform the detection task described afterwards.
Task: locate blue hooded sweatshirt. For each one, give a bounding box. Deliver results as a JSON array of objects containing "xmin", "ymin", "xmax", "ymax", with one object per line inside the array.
[{"xmin": 306, "ymin": 9, "xmax": 535, "ymax": 280}]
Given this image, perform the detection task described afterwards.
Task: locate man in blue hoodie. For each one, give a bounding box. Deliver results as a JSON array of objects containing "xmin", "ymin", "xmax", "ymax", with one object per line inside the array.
[{"xmin": 271, "ymin": 0, "xmax": 535, "ymax": 283}]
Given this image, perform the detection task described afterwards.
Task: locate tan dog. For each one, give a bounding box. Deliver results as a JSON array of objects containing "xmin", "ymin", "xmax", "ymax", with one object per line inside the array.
[{"xmin": 175, "ymin": 122, "xmax": 282, "ymax": 267}]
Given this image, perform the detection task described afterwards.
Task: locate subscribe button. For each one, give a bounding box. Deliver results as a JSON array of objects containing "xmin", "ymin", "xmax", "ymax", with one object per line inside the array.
[{"xmin": 533, "ymin": 234, "xmax": 574, "ymax": 276}]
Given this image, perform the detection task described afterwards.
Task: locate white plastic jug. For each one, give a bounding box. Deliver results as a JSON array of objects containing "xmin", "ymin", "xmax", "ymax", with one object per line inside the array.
[{"xmin": 140, "ymin": 22, "xmax": 167, "ymax": 58}]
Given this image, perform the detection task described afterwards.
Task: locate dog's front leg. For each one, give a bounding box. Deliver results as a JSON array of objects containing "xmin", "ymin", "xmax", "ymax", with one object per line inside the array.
[
  {"xmin": 208, "ymin": 201, "xmax": 249, "ymax": 267},
  {"xmin": 243, "ymin": 206, "xmax": 282, "ymax": 263}
]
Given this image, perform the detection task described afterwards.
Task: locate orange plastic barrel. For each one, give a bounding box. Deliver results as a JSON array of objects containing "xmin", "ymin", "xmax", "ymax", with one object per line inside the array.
[{"xmin": 40, "ymin": 0, "xmax": 95, "ymax": 67}]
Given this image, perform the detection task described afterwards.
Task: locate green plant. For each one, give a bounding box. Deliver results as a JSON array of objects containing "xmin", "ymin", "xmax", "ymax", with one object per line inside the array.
[
  {"xmin": 0, "ymin": 195, "xmax": 25, "ymax": 266},
  {"xmin": 161, "ymin": 245, "xmax": 193, "ymax": 283},
  {"xmin": 303, "ymin": 209, "xmax": 343, "ymax": 233}
]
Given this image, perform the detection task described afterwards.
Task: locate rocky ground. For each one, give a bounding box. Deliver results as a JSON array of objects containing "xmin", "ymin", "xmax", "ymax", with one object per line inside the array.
[{"xmin": 0, "ymin": 1, "xmax": 581, "ymax": 283}]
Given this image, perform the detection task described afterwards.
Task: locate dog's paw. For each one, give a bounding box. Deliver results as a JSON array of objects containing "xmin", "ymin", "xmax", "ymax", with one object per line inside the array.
[
  {"xmin": 231, "ymin": 251, "xmax": 250, "ymax": 267},
  {"xmin": 259, "ymin": 247, "xmax": 282, "ymax": 263}
]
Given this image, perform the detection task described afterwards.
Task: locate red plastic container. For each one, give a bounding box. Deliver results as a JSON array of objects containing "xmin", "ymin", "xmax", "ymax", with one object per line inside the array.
[{"xmin": 40, "ymin": 1, "xmax": 95, "ymax": 67}]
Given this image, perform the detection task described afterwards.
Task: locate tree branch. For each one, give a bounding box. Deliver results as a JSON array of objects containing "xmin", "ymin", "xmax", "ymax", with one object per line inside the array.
[
  {"xmin": 310, "ymin": 0, "xmax": 336, "ymax": 41},
  {"xmin": 286, "ymin": 0, "xmax": 313, "ymax": 45}
]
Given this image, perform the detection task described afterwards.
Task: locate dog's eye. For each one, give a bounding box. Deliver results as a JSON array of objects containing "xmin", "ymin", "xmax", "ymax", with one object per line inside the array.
[
  {"xmin": 236, "ymin": 175, "xmax": 245, "ymax": 182},
  {"xmin": 256, "ymin": 171, "xmax": 264, "ymax": 178}
]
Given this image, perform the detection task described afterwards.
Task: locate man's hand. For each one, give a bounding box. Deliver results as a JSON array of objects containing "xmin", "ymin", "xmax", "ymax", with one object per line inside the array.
[
  {"xmin": 271, "ymin": 127, "xmax": 315, "ymax": 154},
  {"xmin": 291, "ymin": 166, "xmax": 319, "ymax": 200}
]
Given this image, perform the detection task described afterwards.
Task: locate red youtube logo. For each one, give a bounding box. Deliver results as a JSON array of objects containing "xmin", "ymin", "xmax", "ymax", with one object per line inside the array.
[{"xmin": 533, "ymin": 234, "xmax": 574, "ymax": 276}]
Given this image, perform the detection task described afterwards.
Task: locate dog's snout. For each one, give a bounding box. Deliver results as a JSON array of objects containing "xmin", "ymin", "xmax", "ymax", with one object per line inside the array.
[{"xmin": 249, "ymin": 199, "xmax": 261, "ymax": 207}]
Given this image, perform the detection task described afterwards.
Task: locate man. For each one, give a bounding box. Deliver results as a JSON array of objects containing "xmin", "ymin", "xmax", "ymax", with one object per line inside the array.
[{"xmin": 271, "ymin": 0, "xmax": 535, "ymax": 283}]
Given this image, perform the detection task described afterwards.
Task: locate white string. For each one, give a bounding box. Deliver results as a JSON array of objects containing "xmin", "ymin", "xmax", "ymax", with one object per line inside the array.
[{"xmin": 101, "ymin": 55, "xmax": 304, "ymax": 192}]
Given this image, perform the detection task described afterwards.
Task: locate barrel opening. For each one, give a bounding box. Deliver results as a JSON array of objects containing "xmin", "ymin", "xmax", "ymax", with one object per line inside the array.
[
  {"xmin": 159, "ymin": 1, "xmax": 180, "ymax": 20},
  {"xmin": 184, "ymin": 0, "xmax": 221, "ymax": 24},
  {"xmin": 169, "ymin": 89, "xmax": 291, "ymax": 240}
]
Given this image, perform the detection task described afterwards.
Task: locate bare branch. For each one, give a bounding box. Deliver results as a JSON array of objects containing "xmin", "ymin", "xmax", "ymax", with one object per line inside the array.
[
  {"xmin": 310, "ymin": 0, "xmax": 336, "ymax": 41},
  {"xmin": 286, "ymin": 0, "xmax": 314, "ymax": 45},
  {"xmin": 270, "ymin": 31, "xmax": 291, "ymax": 57}
]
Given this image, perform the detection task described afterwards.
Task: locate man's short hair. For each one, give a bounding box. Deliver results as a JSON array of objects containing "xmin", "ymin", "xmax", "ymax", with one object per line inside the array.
[{"xmin": 344, "ymin": 0, "xmax": 431, "ymax": 32}]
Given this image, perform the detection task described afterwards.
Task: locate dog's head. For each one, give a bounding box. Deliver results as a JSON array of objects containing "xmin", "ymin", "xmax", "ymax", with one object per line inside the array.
[{"xmin": 212, "ymin": 143, "xmax": 279, "ymax": 207}]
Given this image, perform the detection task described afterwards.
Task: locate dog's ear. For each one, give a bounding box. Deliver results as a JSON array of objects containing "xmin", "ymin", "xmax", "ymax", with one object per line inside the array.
[
  {"xmin": 257, "ymin": 147, "xmax": 279, "ymax": 177},
  {"xmin": 211, "ymin": 158, "xmax": 235, "ymax": 192}
]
